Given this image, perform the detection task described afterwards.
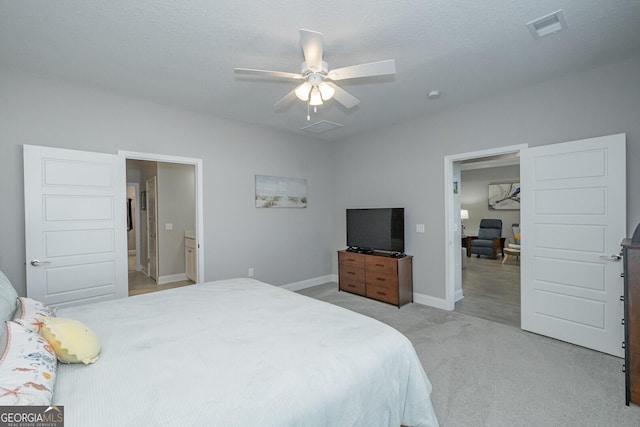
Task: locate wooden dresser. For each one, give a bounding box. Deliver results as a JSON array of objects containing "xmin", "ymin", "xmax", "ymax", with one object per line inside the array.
[
  {"xmin": 622, "ymin": 238, "xmax": 640, "ymax": 405},
  {"xmin": 337, "ymin": 250, "xmax": 413, "ymax": 308}
]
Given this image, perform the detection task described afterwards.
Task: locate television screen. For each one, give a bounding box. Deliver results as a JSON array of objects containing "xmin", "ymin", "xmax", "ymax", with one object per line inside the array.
[{"xmin": 346, "ymin": 208, "xmax": 404, "ymax": 254}]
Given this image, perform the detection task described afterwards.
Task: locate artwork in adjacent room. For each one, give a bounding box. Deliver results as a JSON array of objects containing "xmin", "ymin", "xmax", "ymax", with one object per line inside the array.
[
  {"xmin": 488, "ymin": 182, "xmax": 520, "ymax": 210},
  {"xmin": 255, "ymin": 175, "xmax": 307, "ymax": 208}
]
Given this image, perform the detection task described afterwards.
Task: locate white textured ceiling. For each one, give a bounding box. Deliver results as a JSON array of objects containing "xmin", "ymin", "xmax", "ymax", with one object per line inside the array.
[{"xmin": 1, "ymin": 1, "xmax": 639, "ymax": 141}]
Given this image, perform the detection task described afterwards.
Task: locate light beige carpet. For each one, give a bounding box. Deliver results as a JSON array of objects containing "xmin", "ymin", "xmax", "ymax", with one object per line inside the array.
[{"xmin": 297, "ymin": 283, "xmax": 640, "ymax": 427}]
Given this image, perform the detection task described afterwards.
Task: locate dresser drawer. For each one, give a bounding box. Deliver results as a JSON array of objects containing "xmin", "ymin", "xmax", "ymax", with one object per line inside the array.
[
  {"xmin": 365, "ymin": 256, "xmax": 398, "ymax": 276},
  {"xmin": 338, "ymin": 251, "xmax": 365, "ymax": 269},
  {"xmin": 366, "ymin": 272, "xmax": 396, "ymax": 290},
  {"xmin": 366, "ymin": 282, "xmax": 398, "ymax": 305},
  {"xmin": 339, "ymin": 265, "xmax": 365, "ymax": 283},
  {"xmin": 340, "ymin": 278, "xmax": 366, "ymax": 296}
]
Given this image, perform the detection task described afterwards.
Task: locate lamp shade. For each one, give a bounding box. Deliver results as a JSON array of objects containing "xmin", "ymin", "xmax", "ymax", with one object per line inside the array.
[
  {"xmin": 309, "ymin": 86, "xmax": 323, "ymax": 106},
  {"xmin": 294, "ymin": 82, "xmax": 312, "ymax": 101},
  {"xmin": 318, "ymin": 82, "xmax": 335, "ymax": 100},
  {"xmin": 460, "ymin": 209, "xmax": 469, "ymax": 220}
]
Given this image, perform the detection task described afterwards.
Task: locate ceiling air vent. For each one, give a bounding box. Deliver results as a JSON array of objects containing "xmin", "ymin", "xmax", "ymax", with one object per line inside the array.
[
  {"xmin": 527, "ymin": 9, "xmax": 568, "ymax": 39},
  {"xmin": 300, "ymin": 120, "xmax": 343, "ymax": 134}
]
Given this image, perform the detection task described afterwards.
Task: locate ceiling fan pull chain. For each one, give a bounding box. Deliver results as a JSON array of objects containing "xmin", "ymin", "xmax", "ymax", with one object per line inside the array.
[{"xmin": 307, "ymin": 101, "xmax": 310, "ymax": 121}]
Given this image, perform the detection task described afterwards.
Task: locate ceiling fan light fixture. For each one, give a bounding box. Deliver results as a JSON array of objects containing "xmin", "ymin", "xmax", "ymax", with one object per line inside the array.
[
  {"xmin": 309, "ymin": 86, "xmax": 323, "ymax": 106},
  {"xmin": 295, "ymin": 82, "xmax": 312, "ymax": 101},
  {"xmin": 318, "ymin": 82, "xmax": 335, "ymax": 101}
]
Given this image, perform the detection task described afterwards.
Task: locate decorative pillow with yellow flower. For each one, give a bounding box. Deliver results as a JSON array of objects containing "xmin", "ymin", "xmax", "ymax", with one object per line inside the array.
[
  {"xmin": 13, "ymin": 297, "xmax": 56, "ymax": 334},
  {"xmin": 0, "ymin": 320, "xmax": 57, "ymax": 405}
]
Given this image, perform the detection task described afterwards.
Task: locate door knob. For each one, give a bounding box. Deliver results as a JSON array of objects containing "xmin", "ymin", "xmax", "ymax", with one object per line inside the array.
[{"xmin": 30, "ymin": 259, "xmax": 51, "ymax": 267}]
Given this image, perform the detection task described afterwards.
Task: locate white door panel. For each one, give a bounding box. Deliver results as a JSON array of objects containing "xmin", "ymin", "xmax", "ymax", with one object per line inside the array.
[
  {"xmin": 521, "ymin": 133, "xmax": 626, "ymax": 356},
  {"xmin": 24, "ymin": 145, "xmax": 127, "ymax": 307},
  {"xmin": 45, "ymin": 229, "xmax": 115, "ymax": 257}
]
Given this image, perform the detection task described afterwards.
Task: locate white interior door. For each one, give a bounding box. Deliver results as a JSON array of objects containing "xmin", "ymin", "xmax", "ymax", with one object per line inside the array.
[
  {"xmin": 24, "ymin": 145, "xmax": 127, "ymax": 307},
  {"xmin": 521, "ymin": 133, "xmax": 626, "ymax": 356},
  {"xmin": 146, "ymin": 176, "xmax": 158, "ymax": 281}
]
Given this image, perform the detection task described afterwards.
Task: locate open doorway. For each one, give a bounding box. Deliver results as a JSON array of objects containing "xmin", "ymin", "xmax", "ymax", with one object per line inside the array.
[
  {"xmin": 121, "ymin": 151, "xmax": 205, "ymax": 297},
  {"xmin": 443, "ymin": 144, "xmax": 526, "ymax": 315},
  {"xmin": 455, "ymin": 159, "xmax": 521, "ymax": 327}
]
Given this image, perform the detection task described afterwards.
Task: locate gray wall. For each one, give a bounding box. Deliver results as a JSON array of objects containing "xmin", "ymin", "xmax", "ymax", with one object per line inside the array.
[
  {"xmin": 331, "ymin": 55, "xmax": 640, "ymax": 300},
  {"xmin": 157, "ymin": 162, "xmax": 195, "ymax": 278},
  {"xmin": 0, "ymin": 70, "xmax": 335, "ymax": 296},
  {"xmin": 1, "ymin": 54, "xmax": 638, "ymax": 302},
  {"xmin": 461, "ymin": 165, "xmax": 521, "ymax": 238}
]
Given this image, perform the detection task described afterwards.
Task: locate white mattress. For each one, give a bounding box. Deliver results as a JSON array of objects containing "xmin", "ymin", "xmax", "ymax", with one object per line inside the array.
[{"xmin": 53, "ymin": 278, "xmax": 438, "ymax": 427}]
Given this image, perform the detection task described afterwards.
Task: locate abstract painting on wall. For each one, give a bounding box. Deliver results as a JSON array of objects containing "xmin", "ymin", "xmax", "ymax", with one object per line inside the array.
[
  {"xmin": 255, "ymin": 175, "xmax": 307, "ymax": 208},
  {"xmin": 488, "ymin": 182, "xmax": 520, "ymax": 210}
]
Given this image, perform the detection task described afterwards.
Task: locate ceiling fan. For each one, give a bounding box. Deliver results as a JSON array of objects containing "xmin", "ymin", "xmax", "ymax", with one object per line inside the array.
[{"xmin": 234, "ymin": 29, "xmax": 396, "ymax": 115}]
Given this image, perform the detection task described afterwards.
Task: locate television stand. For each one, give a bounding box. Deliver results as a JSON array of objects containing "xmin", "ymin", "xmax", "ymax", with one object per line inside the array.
[{"xmin": 338, "ymin": 250, "xmax": 413, "ymax": 308}]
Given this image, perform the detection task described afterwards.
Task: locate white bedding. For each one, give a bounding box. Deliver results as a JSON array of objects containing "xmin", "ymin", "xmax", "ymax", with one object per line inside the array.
[{"xmin": 53, "ymin": 278, "xmax": 438, "ymax": 427}]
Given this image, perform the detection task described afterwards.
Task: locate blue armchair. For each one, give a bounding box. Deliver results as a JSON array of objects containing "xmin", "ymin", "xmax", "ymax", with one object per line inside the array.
[{"xmin": 469, "ymin": 219, "xmax": 503, "ymax": 259}]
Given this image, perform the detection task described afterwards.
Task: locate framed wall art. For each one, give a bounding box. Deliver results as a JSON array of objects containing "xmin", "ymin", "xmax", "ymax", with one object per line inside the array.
[
  {"xmin": 255, "ymin": 175, "xmax": 307, "ymax": 208},
  {"xmin": 488, "ymin": 182, "xmax": 520, "ymax": 210}
]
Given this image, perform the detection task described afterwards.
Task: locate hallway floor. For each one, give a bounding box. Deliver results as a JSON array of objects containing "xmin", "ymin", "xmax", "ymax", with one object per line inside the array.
[
  {"xmin": 455, "ymin": 253, "xmax": 521, "ymax": 328},
  {"xmin": 128, "ymin": 255, "xmax": 194, "ymax": 296}
]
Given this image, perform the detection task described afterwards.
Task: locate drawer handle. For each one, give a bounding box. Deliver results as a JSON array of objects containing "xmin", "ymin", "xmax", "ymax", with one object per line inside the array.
[
  {"xmin": 375, "ymin": 263, "xmax": 385, "ymax": 267},
  {"xmin": 347, "ymin": 284, "xmax": 356, "ymax": 288},
  {"xmin": 376, "ymin": 291, "xmax": 386, "ymax": 296},
  {"xmin": 347, "ymin": 258, "xmax": 356, "ymax": 262},
  {"xmin": 348, "ymin": 272, "xmax": 356, "ymax": 275},
  {"xmin": 376, "ymin": 277, "xmax": 386, "ymax": 282}
]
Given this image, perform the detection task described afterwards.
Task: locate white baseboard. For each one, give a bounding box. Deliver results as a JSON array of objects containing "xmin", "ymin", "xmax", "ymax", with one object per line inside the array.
[
  {"xmin": 282, "ymin": 274, "xmax": 337, "ymax": 292},
  {"xmin": 455, "ymin": 288, "xmax": 464, "ymax": 302},
  {"xmin": 280, "ymin": 275, "xmax": 451, "ymax": 311},
  {"xmin": 158, "ymin": 273, "xmax": 188, "ymax": 285},
  {"xmin": 413, "ymin": 292, "xmax": 448, "ymax": 310}
]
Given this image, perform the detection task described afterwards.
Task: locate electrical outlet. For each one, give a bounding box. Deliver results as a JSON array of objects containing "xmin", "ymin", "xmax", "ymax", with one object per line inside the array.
[{"xmin": 248, "ymin": 268, "xmax": 254, "ymax": 277}]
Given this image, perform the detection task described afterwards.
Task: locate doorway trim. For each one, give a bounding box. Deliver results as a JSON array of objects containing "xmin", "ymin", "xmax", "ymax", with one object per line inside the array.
[
  {"xmin": 443, "ymin": 144, "xmax": 527, "ymax": 311},
  {"xmin": 126, "ymin": 182, "xmax": 142, "ymax": 270},
  {"xmin": 119, "ymin": 150, "xmax": 205, "ymax": 283}
]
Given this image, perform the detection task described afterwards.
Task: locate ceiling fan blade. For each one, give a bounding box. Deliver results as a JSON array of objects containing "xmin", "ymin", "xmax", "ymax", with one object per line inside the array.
[
  {"xmin": 234, "ymin": 68, "xmax": 303, "ymax": 80},
  {"xmin": 327, "ymin": 59, "xmax": 396, "ymax": 81},
  {"xmin": 274, "ymin": 89, "xmax": 297, "ymax": 110},
  {"xmin": 328, "ymin": 83, "xmax": 359, "ymax": 109},
  {"xmin": 299, "ymin": 29, "xmax": 324, "ymax": 72}
]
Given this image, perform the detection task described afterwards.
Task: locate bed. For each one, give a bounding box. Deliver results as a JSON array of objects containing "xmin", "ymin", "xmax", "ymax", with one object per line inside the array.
[{"xmin": 7, "ymin": 277, "xmax": 439, "ymax": 426}]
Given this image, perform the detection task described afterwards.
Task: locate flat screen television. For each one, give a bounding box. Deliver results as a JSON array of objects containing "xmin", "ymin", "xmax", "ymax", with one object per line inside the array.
[{"xmin": 346, "ymin": 208, "xmax": 405, "ymax": 254}]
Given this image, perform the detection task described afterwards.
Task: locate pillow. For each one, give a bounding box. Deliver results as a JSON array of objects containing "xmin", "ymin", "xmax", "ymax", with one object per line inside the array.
[
  {"xmin": 13, "ymin": 297, "xmax": 56, "ymax": 334},
  {"xmin": 0, "ymin": 270, "xmax": 19, "ymax": 323},
  {"xmin": 514, "ymin": 232, "xmax": 521, "ymax": 245},
  {"xmin": 41, "ymin": 318, "xmax": 101, "ymax": 365},
  {"xmin": 0, "ymin": 321, "xmax": 57, "ymax": 405}
]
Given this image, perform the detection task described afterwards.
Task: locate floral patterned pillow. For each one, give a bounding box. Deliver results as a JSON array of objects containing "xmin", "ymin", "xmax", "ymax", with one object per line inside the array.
[
  {"xmin": 0, "ymin": 321, "xmax": 57, "ymax": 405},
  {"xmin": 13, "ymin": 297, "xmax": 56, "ymax": 334}
]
